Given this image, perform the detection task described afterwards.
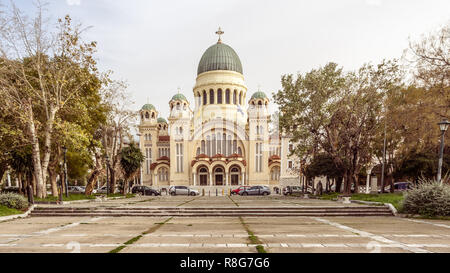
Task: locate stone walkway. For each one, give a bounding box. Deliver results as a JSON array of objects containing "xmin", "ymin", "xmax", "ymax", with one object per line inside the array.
[{"xmin": 1, "ymin": 196, "xmax": 449, "ymax": 253}]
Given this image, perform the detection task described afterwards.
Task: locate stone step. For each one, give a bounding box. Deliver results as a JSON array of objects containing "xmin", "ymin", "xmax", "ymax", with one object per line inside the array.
[
  {"xmin": 31, "ymin": 212, "xmax": 394, "ymax": 217},
  {"xmin": 34, "ymin": 206, "xmax": 390, "ymax": 211},
  {"xmin": 32, "ymin": 209, "xmax": 391, "ymax": 213}
]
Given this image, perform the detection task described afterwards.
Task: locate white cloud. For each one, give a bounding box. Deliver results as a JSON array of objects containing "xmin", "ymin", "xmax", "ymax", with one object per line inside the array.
[{"xmin": 66, "ymin": 0, "xmax": 81, "ymax": 6}]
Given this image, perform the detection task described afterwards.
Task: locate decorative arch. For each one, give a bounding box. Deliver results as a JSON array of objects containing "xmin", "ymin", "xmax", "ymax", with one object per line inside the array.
[{"xmin": 217, "ymin": 89, "xmax": 223, "ymax": 104}]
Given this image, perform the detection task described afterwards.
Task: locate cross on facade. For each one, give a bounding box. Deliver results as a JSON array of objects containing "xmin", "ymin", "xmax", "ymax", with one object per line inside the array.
[{"xmin": 216, "ymin": 27, "xmax": 224, "ymax": 43}]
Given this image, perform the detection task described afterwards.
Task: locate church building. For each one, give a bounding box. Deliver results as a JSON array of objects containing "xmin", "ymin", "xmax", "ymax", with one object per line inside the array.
[{"xmin": 138, "ymin": 29, "xmax": 298, "ymax": 191}]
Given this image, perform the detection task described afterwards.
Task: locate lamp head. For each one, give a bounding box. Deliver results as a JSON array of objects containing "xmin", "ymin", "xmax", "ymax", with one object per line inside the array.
[{"xmin": 438, "ymin": 119, "xmax": 450, "ymax": 133}]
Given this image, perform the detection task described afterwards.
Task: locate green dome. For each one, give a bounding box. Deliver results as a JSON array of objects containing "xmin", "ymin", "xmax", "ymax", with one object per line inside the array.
[
  {"xmin": 251, "ymin": 91, "xmax": 267, "ymax": 100},
  {"xmin": 197, "ymin": 42, "xmax": 243, "ymax": 75},
  {"xmin": 157, "ymin": 117, "xmax": 167, "ymax": 124},
  {"xmin": 171, "ymin": 93, "xmax": 187, "ymax": 102},
  {"xmin": 141, "ymin": 104, "xmax": 155, "ymax": 111}
]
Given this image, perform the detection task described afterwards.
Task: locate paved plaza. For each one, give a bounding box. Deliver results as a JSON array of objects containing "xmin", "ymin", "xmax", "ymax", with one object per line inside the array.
[{"xmin": 0, "ymin": 196, "xmax": 449, "ymax": 253}]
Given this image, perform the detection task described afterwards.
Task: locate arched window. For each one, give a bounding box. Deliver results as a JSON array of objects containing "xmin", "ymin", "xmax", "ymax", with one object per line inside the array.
[
  {"xmin": 258, "ymin": 100, "xmax": 262, "ymax": 106},
  {"xmin": 233, "ymin": 90, "xmax": 237, "ymax": 104},
  {"xmin": 239, "ymin": 92, "xmax": 242, "ymax": 105},
  {"xmin": 151, "ymin": 112, "xmax": 155, "ymax": 118},
  {"xmin": 141, "ymin": 113, "xmax": 144, "ymax": 120},
  {"xmin": 196, "ymin": 147, "xmax": 200, "ymax": 156},
  {"xmin": 217, "ymin": 89, "xmax": 223, "ymax": 104},
  {"xmin": 238, "ymin": 147, "xmax": 242, "ymax": 155},
  {"xmin": 210, "ymin": 89, "xmax": 214, "ymax": 104},
  {"xmin": 226, "ymin": 89, "xmax": 230, "ymax": 104},
  {"xmin": 176, "ymin": 102, "xmax": 181, "ymax": 110},
  {"xmin": 212, "ymin": 134, "xmax": 216, "ymax": 155},
  {"xmin": 201, "ymin": 140, "xmax": 206, "ymax": 154},
  {"xmin": 145, "ymin": 112, "xmax": 149, "ymax": 119},
  {"xmin": 222, "ymin": 134, "xmax": 226, "ymax": 156},
  {"xmin": 206, "ymin": 136, "xmax": 211, "ymax": 156},
  {"xmin": 183, "ymin": 103, "xmax": 187, "ymax": 110},
  {"xmin": 217, "ymin": 133, "xmax": 221, "ymax": 154},
  {"xmin": 203, "ymin": 90, "xmax": 207, "ymax": 105}
]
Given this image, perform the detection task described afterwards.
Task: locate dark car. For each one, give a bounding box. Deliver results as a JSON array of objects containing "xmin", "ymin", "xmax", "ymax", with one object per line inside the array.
[
  {"xmin": 239, "ymin": 186, "xmax": 271, "ymax": 196},
  {"xmin": 393, "ymin": 182, "xmax": 413, "ymax": 191},
  {"xmin": 231, "ymin": 186, "xmax": 251, "ymax": 195},
  {"xmin": 1, "ymin": 186, "xmax": 20, "ymax": 194},
  {"xmin": 131, "ymin": 186, "xmax": 161, "ymax": 196},
  {"xmin": 283, "ymin": 186, "xmax": 303, "ymax": 196}
]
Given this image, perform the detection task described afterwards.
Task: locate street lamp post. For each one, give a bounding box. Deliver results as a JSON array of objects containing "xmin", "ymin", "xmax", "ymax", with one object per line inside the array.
[
  {"xmin": 437, "ymin": 119, "xmax": 450, "ymax": 184},
  {"xmin": 62, "ymin": 146, "xmax": 69, "ymax": 197},
  {"xmin": 105, "ymin": 155, "xmax": 110, "ymax": 196}
]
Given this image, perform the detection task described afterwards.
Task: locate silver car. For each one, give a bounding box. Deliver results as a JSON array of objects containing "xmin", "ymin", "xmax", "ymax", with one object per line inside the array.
[
  {"xmin": 169, "ymin": 186, "xmax": 199, "ymax": 196},
  {"xmin": 239, "ymin": 185, "xmax": 271, "ymax": 196}
]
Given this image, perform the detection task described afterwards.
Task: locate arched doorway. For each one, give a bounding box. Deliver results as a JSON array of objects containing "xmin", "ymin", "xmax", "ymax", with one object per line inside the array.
[
  {"xmin": 230, "ymin": 166, "xmax": 240, "ymax": 185},
  {"xmin": 198, "ymin": 166, "xmax": 208, "ymax": 186},
  {"xmin": 213, "ymin": 166, "xmax": 225, "ymax": 186}
]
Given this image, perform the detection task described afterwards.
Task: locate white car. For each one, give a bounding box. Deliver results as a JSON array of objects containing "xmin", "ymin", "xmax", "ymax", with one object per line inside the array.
[{"xmin": 169, "ymin": 186, "xmax": 199, "ymax": 196}]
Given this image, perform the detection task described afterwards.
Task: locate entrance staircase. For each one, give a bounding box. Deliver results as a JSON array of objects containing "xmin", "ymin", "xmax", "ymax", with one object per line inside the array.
[{"xmin": 30, "ymin": 206, "xmax": 394, "ymax": 217}]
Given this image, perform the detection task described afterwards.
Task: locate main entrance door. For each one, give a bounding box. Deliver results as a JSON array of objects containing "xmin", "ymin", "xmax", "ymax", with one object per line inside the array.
[
  {"xmin": 215, "ymin": 175, "xmax": 223, "ymax": 186},
  {"xmin": 214, "ymin": 167, "xmax": 225, "ymax": 186}
]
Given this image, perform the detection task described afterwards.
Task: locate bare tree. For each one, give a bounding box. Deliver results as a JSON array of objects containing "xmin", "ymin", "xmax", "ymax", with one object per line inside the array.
[{"xmin": 0, "ymin": 1, "xmax": 98, "ymax": 197}]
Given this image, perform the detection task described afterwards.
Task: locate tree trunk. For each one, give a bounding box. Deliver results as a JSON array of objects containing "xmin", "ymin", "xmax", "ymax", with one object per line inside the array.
[
  {"xmin": 335, "ymin": 177, "xmax": 342, "ymax": 193},
  {"xmin": 27, "ymin": 104, "xmax": 46, "ymax": 198},
  {"xmin": 48, "ymin": 168, "xmax": 58, "ymax": 196},
  {"xmin": 109, "ymin": 167, "xmax": 116, "ymax": 194},
  {"xmin": 40, "ymin": 108, "xmax": 57, "ymax": 191},
  {"xmin": 85, "ymin": 169, "xmax": 101, "ymax": 195}
]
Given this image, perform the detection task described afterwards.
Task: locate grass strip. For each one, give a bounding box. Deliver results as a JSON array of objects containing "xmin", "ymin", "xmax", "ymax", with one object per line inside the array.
[
  {"xmin": 238, "ymin": 216, "xmax": 267, "ymax": 253},
  {"xmin": 109, "ymin": 217, "xmax": 173, "ymax": 253},
  {"xmin": 176, "ymin": 197, "xmax": 199, "ymax": 207},
  {"xmin": 0, "ymin": 205, "xmax": 23, "ymax": 217},
  {"xmin": 227, "ymin": 195, "xmax": 239, "ymax": 207}
]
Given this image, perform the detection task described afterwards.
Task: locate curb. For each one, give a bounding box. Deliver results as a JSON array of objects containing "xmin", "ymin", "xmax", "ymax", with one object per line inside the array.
[
  {"xmin": 350, "ymin": 200, "xmax": 397, "ymax": 216},
  {"xmin": 0, "ymin": 205, "xmax": 36, "ymax": 222}
]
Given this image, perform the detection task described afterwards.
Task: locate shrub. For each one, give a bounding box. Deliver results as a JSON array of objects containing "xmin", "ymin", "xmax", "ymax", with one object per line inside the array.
[
  {"xmin": 0, "ymin": 193, "xmax": 29, "ymax": 210},
  {"xmin": 402, "ymin": 177, "xmax": 450, "ymax": 217}
]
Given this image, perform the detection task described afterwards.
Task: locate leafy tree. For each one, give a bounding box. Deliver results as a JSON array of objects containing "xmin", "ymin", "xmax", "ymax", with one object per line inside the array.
[
  {"xmin": 119, "ymin": 143, "xmax": 144, "ymax": 195},
  {"xmin": 0, "ymin": 2, "xmax": 99, "ymax": 198},
  {"xmin": 274, "ymin": 61, "xmax": 403, "ymax": 194}
]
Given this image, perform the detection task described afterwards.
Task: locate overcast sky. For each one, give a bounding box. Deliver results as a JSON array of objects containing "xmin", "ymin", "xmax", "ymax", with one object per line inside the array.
[{"xmin": 10, "ymin": 0, "xmax": 450, "ymax": 120}]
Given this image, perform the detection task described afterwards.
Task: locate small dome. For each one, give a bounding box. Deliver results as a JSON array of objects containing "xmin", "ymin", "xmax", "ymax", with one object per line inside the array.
[
  {"xmin": 157, "ymin": 117, "xmax": 167, "ymax": 124},
  {"xmin": 141, "ymin": 104, "xmax": 156, "ymax": 111},
  {"xmin": 251, "ymin": 91, "xmax": 267, "ymax": 100},
  {"xmin": 171, "ymin": 93, "xmax": 187, "ymax": 102},
  {"xmin": 197, "ymin": 42, "xmax": 243, "ymax": 75}
]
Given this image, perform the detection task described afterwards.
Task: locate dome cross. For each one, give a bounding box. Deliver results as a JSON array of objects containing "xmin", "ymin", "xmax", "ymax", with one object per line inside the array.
[{"xmin": 215, "ymin": 27, "xmax": 224, "ymax": 43}]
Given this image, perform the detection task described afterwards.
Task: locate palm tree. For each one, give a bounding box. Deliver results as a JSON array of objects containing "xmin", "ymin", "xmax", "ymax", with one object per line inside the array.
[{"xmin": 119, "ymin": 142, "xmax": 145, "ymax": 195}]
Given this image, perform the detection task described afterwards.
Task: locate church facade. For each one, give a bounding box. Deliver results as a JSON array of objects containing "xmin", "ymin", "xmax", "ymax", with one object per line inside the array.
[{"xmin": 138, "ymin": 31, "xmax": 299, "ymax": 190}]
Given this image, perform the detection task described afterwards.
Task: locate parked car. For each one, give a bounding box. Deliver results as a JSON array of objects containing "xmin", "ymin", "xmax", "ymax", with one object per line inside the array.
[
  {"xmin": 68, "ymin": 186, "xmax": 85, "ymax": 194},
  {"xmin": 283, "ymin": 186, "xmax": 303, "ymax": 196},
  {"xmin": 132, "ymin": 185, "xmax": 161, "ymax": 196},
  {"xmin": 169, "ymin": 186, "xmax": 199, "ymax": 196},
  {"xmin": 239, "ymin": 186, "xmax": 271, "ymax": 196},
  {"xmin": 393, "ymin": 182, "xmax": 412, "ymax": 191},
  {"xmin": 231, "ymin": 186, "xmax": 251, "ymax": 195},
  {"xmin": 1, "ymin": 186, "xmax": 20, "ymax": 194}
]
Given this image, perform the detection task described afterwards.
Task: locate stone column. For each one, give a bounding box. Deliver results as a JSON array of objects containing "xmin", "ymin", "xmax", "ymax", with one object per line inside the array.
[
  {"xmin": 193, "ymin": 173, "xmax": 197, "ymax": 186},
  {"xmin": 225, "ymin": 172, "xmax": 229, "ymax": 186},
  {"xmin": 242, "ymin": 172, "xmax": 246, "ymax": 185},
  {"xmin": 209, "ymin": 172, "xmax": 213, "ymax": 186},
  {"xmin": 154, "ymin": 174, "xmax": 158, "ymax": 187}
]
